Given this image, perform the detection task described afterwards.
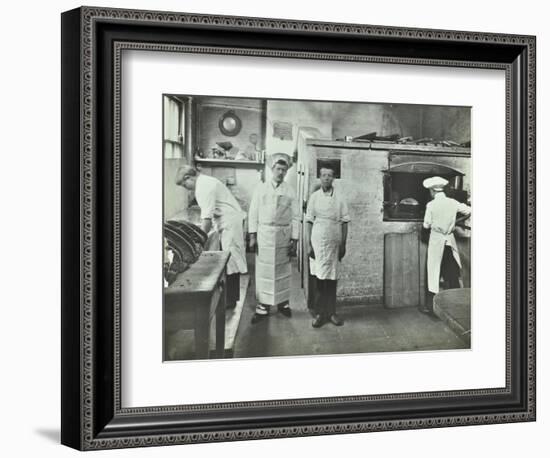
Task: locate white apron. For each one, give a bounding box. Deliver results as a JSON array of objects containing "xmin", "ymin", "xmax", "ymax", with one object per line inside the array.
[
  {"xmin": 255, "ymin": 194, "xmax": 293, "ymax": 306},
  {"xmin": 309, "ymin": 193, "xmax": 342, "ymax": 280},
  {"xmin": 426, "ymin": 228, "xmax": 461, "ymax": 294},
  {"xmin": 214, "ymin": 213, "xmax": 248, "ymax": 275}
]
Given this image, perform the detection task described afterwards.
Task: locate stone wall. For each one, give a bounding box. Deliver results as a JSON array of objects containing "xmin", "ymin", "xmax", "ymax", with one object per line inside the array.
[
  {"xmin": 307, "ymin": 144, "xmax": 470, "ymax": 304},
  {"xmin": 332, "ymin": 103, "xmax": 471, "ymax": 144}
]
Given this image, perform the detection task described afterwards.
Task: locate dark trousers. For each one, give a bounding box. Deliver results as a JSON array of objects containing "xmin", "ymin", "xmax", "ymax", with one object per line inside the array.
[
  {"xmin": 226, "ymin": 273, "xmax": 240, "ymax": 309},
  {"xmin": 314, "ymin": 277, "xmax": 337, "ymax": 318},
  {"xmin": 441, "ymin": 246, "xmax": 461, "ymax": 289},
  {"xmin": 424, "ymin": 246, "xmax": 461, "ymax": 311}
]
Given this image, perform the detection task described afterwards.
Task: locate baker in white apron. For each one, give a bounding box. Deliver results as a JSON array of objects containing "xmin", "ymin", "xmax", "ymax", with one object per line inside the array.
[
  {"xmin": 305, "ymin": 166, "xmax": 350, "ymax": 327},
  {"xmin": 248, "ymin": 153, "xmax": 299, "ymax": 324},
  {"xmin": 421, "ymin": 176, "xmax": 471, "ymax": 313},
  {"xmin": 175, "ymin": 166, "xmax": 248, "ymax": 308}
]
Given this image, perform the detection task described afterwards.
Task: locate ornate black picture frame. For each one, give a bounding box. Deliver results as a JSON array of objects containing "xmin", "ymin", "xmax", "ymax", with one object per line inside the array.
[{"xmin": 61, "ymin": 6, "xmax": 536, "ymax": 450}]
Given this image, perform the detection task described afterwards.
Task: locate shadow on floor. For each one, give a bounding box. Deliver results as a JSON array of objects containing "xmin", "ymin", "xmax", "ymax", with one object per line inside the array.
[{"xmin": 35, "ymin": 428, "xmax": 59, "ymax": 443}]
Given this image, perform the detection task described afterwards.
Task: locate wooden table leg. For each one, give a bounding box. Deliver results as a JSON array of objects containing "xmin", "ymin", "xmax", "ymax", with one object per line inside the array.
[
  {"xmin": 215, "ymin": 283, "xmax": 226, "ymax": 358},
  {"xmin": 194, "ymin": 305, "xmax": 210, "ymax": 359}
]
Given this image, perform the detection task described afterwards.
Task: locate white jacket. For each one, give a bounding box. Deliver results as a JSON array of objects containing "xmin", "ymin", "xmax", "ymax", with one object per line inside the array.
[{"xmin": 423, "ymin": 192, "xmax": 471, "ymax": 293}]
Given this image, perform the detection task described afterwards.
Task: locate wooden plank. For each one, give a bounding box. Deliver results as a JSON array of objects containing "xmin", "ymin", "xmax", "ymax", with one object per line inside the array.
[
  {"xmin": 307, "ymin": 139, "xmax": 470, "ymax": 156},
  {"xmin": 384, "ymin": 234, "xmax": 397, "ymax": 307},
  {"xmin": 167, "ymin": 251, "xmax": 229, "ymax": 294},
  {"xmin": 384, "ymin": 232, "xmax": 420, "ymax": 308},
  {"xmin": 403, "ymin": 232, "xmax": 420, "ymax": 306}
]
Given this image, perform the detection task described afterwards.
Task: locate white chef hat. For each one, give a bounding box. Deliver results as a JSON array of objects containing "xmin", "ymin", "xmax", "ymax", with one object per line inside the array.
[
  {"xmin": 268, "ymin": 152, "xmax": 292, "ymax": 169},
  {"xmin": 423, "ymin": 176, "xmax": 448, "ymax": 191}
]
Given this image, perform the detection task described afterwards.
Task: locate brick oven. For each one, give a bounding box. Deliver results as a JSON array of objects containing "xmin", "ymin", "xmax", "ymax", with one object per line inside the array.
[{"xmin": 297, "ymin": 138, "xmax": 471, "ymax": 308}]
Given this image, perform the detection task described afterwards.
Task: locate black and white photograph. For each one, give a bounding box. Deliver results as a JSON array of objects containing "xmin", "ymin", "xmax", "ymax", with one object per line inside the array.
[
  {"xmin": 1, "ymin": 0, "xmax": 545, "ymax": 454},
  {"xmin": 162, "ymin": 95, "xmax": 472, "ymax": 361}
]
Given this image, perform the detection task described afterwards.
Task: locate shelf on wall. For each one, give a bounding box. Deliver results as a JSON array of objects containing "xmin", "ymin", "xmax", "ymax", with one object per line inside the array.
[{"xmin": 194, "ymin": 157, "xmax": 265, "ymax": 169}]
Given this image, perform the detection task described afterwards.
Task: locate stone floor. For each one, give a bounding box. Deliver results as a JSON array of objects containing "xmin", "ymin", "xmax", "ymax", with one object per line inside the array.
[
  {"xmin": 166, "ymin": 258, "xmax": 469, "ymax": 361},
  {"xmin": 234, "ymin": 263, "xmax": 468, "ymax": 359}
]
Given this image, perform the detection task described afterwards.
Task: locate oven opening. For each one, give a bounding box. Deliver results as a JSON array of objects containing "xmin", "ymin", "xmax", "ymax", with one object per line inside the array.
[{"xmin": 383, "ymin": 162, "xmax": 465, "ymax": 222}]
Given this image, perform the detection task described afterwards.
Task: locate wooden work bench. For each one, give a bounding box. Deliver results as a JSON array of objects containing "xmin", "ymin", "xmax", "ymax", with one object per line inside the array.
[{"xmin": 164, "ymin": 251, "xmax": 230, "ymax": 360}]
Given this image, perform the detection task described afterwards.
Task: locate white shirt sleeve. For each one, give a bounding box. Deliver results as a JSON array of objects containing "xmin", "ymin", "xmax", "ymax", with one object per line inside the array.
[
  {"xmin": 339, "ymin": 195, "xmax": 351, "ymax": 223},
  {"xmin": 305, "ymin": 192, "xmax": 316, "ymax": 223},
  {"xmin": 457, "ymin": 201, "xmax": 472, "ymax": 216},
  {"xmin": 195, "ymin": 178, "xmax": 216, "ymax": 220},
  {"xmin": 248, "ymin": 184, "xmax": 261, "ymax": 234},
  {"xmin": 423, "ymin": 202, "xmax": 432, "ymax": 229}
]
